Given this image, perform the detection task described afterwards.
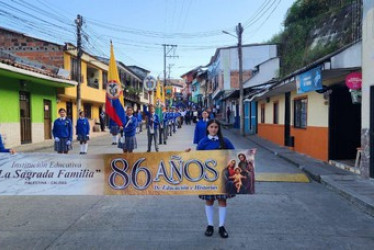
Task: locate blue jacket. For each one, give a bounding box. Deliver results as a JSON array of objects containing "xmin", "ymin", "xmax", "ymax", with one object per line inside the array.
[
  {"xmin": 196, "ymin": 136, "xmax": 235, "ymax": 150},
  {"xmin": 0, "ymin": 135, "xmax": 10, "ymax": 153},
  {"xmin": 76, "ymin": 118, "xmax": 90, "ymax": 136},
  {"xmin": 171, "ymin": 112, "xmax": 177, "ymax": 122},
  {"xmin": 193, "ymin": 119, "xmax": 208, "ymax": 144},
  {"xmin": 53, "ymin": 118, "xmax": 73, "ymax": 141},
  {"xmin": 123, "ymin": 116, "xmax": 138, "ymax": 137},
  {"xmin": 146, "ymin": 113, "xmax": 160, "ymax": 129},
  {"xmin": 162, "ymin": 112, "xmax": 169, "ymax": 125},
  {"xmin": 137, "ymin": 113, "xmax": 143, "ymax": 122}
]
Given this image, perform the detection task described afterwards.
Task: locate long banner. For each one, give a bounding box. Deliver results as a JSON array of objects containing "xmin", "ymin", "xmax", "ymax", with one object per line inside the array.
[{"xmin": 0, "ymin": 149, "xmax": 256, "ymax": 195}]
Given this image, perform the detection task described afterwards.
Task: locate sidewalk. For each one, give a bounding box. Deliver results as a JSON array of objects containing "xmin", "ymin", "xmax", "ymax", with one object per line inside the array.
[
  {"xmin": 227, "ymin": 128, "xmax": 374, "ymax": 217},
  {"xmin": 13, "ymin": 130, "xmax": 109, "ymax": 152}
]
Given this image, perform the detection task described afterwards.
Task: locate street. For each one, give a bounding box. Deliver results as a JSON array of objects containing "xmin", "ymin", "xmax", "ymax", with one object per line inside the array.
[{"xmin": 1, "ymin": 124, "xmax": 374, "ymax": 249}]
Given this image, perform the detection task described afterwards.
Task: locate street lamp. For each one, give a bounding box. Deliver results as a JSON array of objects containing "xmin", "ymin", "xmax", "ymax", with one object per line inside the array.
[{"xmin": 222, "ymin": 23, "xmax": 244, "ymax": 136}]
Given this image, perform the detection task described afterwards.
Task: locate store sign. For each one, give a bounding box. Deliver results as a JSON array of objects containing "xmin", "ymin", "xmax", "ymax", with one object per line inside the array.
[
  {"xmin": 143, "ymin": 75, "xmax": 157, "ymax": 91},
  {"xmin": 296, "ymin": 66, "xmax": 323, "ymax": 94},
  {"xmin": 345, "ymin": 72, "xmax": 362, "ymax": 90}
]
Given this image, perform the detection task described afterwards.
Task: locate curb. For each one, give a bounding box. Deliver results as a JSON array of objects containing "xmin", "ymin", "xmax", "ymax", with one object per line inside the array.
[
  {"xmin": 245, "ymin": 135, "xmax": 374, "ymax": 217},
  {"xmin": 320, "ymin": 175, "xmax": 374, "ymax": 217}
]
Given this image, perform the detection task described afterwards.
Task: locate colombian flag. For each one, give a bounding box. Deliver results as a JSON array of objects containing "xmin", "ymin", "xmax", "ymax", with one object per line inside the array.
[{"xmin": 105, "ymin": 42, "xmax": 126, "ymax": 126}]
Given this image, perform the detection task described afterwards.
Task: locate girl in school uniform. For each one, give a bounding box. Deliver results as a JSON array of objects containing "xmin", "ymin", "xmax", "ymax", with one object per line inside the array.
[
  {"xmin": 76, "ymin": 111, "xmax": 90, "ymax": 155},
  {"xmin": 109, "ymin": 119, "xmax": 120, "ymax": 145},
  {"xmin": 0, "ymin": 133, "xmax": 15, "ymax": 154},
  {"xmin": 196, "ymin": 119, "xmax": 235, "ymax": 239},
  {"xmin": 146, "ymin": 105, "xmax": 160, "ymax": 152},
  {"xmin": 53, "ymin": 108, "xmax": 73, "ymax": 154},
  {"xmin": 193, "ymin": 110, "xmax": 209, "ymax": 144},
  {"xmin": 118, "ymin": 106, "xmax": 138, "ymax": 153}
]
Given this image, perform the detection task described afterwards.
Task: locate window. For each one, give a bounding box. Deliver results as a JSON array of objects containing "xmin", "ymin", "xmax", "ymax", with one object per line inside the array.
[
  {"xmin": 70, "ymin": 58, "xmax": 79, "ymax": 81},
  {"xmin": 294, "ymin": 98, "xmax": 307, "ymax": 128},
  {"xmin": 273, "ymin": 102, "xmax": 279, "ymax": 124},
  {"xmin": 102, "ymin": 72, "xmax": 108, "ymax": 90},
  {"xmin": 260, "ymin": 104, "xmax": 265, "ymax": 123},
  {"xmin": 87, "ymin": 67, "xmax": 99, "ymax": 89},
  {"xmin": 83, "ymin": 103, "xmax": 92, "ymax": 119}
]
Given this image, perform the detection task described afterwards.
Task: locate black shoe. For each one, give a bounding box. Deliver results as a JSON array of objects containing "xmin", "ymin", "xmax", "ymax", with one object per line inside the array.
[
  {"xmin": 147, "ymin": 150, "xmax": 150, "ymax": 152},
  {"xmin": 219, "ymin": 226, "xmax": 228, "ymax": 238},
  {"xmin": 156, "ymin": 148, "xmax": 159, "ymax": 152},
  {"xmin": 79, "ymin": 152, "xmax": 84, "ymax": 155},
  {"xmin": 204, "ymin": 226, "xmax": 214, "ymax": 237}
]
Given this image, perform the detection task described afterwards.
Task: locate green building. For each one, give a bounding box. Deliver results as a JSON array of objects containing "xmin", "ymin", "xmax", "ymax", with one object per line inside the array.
[{"xmin": 0, "ymin": 60, "xmax": 76, "ymax": 147}]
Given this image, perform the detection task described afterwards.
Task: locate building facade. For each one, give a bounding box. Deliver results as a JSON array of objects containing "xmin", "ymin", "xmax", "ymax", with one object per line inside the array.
[{"xmin": 0, "ymin": 51, "xmax": 76, "ymax": 147}]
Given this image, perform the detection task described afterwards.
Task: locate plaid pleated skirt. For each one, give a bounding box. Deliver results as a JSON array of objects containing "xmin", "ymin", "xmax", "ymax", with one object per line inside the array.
[
  {"xmin": 198, "ymin": 194, "xmax": 236, "ymax": 201},
  {"xmin": 118, "ymin": 136, "xmax": 137, "ymax": 151},
  {"xmin": 54, "ymin": 138, "xmax": 72, "ymax": 152},
  {"xmin": 77, "ymin": 135, "xmax": 89, "ymax": 143},
  {"xmin": 110, "ymin": 126, "xmax": 119, "ymax": 135}
]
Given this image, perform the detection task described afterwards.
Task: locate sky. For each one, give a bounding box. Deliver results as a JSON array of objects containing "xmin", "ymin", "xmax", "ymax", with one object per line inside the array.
[{"xmin": 0, "ymin": 0, "xmax": 295, "ymax": 78}]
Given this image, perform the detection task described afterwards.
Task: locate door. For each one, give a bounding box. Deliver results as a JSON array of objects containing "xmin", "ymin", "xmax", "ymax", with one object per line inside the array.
[
  {"xmin": 329, "ymin": 83, "xmax": 361, "ymax": 160},
  {"xmin": 250, "ymin": 102, "xmax": 257, "ymax": 134},
  {"xmin": 284, "ymin": 92, "xmax": 294, "ymax": 146},
  {"xmin": 244, "ymin": 102, "xmax": 250, "ymax": 134},
  {"xmin": 66, "ymin": 101, "xmax": 73, "ymax": 121},
  {"xmin": 44, "ymin": 100, "xmax": 52, "ymax": 139},
  {"xmin": 19, "ymin": 91, "xmax": 31, "ymax": 144}
]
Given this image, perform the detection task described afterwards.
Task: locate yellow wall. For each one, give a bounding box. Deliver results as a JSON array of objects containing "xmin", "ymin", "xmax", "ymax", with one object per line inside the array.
[
  {"xmin": 62, "ymin": 53, "xmax": 106, "ymax": 104},
  {"xmin": 91, "ymin": 105, "xmax": 99, "ymax": 120},
  {"xmin": 258, "ymin": 94, "xmax": 285, "ymax": 125},
  {"xmin": 290, "ymin": 90, "xmax": 328, "ymax": 127}
]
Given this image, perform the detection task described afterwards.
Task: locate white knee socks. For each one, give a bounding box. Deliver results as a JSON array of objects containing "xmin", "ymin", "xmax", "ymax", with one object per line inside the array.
[
  {"xmin": 80, "ymin": 144, "xmax": 88, "ymax": 153},
  {"xmin": 112, "ymin": 135, "xmax": 118, "ymax": 143},
  {"xmin": 219, "ymin": 206, "xmax": 226, "ymax": 227},
  {"xmin": 205, "ymin": 205, "xmax": 214, "ymax": 226}
]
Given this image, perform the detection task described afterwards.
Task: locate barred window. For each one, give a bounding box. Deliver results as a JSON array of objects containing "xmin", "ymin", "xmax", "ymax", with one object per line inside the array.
[
  {"xmin": 260, "ymin": 104, "xmax": 265, "ymax": 124},
  {"xmin": 70, "ymin": 58, "xmax": 79, "ymax": 81},
  {"xmin": 294, "ymin": 98, "xmax": 307, "ymax": 128},
  {"xmin": 102, "ymin": 72, "xmax": 108, "ymax": 90}
]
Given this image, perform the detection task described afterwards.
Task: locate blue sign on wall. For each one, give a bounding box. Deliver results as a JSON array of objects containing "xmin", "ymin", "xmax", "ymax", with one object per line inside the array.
[{"xmin": 296, "ymin": 66, "xmax": 322, "ymax": 94}]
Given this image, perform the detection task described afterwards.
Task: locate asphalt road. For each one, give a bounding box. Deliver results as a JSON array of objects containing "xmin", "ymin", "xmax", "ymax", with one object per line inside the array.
[{"xmin": 1, "ymin": 124, "xmax": 374, "ymax": 249}]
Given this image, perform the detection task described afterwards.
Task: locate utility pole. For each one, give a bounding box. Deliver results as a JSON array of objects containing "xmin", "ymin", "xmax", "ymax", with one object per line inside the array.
[
  {"xmin": 75, "ymin": 14, "xmax": 83, "ymax": 117},
  {"xmin": 237, "ymin": 23, "xmax": 244, "ymax": 136},
  {"xmin": 162, "ymin": 44, "xmax": 178, "ymax": 107}
]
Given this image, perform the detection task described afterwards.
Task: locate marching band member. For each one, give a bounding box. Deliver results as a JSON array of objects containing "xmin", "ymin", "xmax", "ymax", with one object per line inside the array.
[
  {"xmin": 193, "ymin": 110, "xmax": 209, "ymax": 144},
  {"xmin": 196, "ymin": 119, "xmax": 235, "ymax": 239},
  {"xmin": 0, "ymin": 133, "xmax": 15, "ymax": 154},
  {"xmin": 76, "ymin": 111, "xmax": 90, "ymax": 155},
  {"xmin": 146, "ymin": 105, "xmax": 160, "ymax": 152},
  {"xmin": 118, "ymin": 106, "xmax": 138, "ymax": 153},
  {"xmin": 53, "ymin": 108, "xmax": 73, "ymax": 154},
  {"xmin": 109, "ymin": 118, "xmax": 119, "ymax": 145}
]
